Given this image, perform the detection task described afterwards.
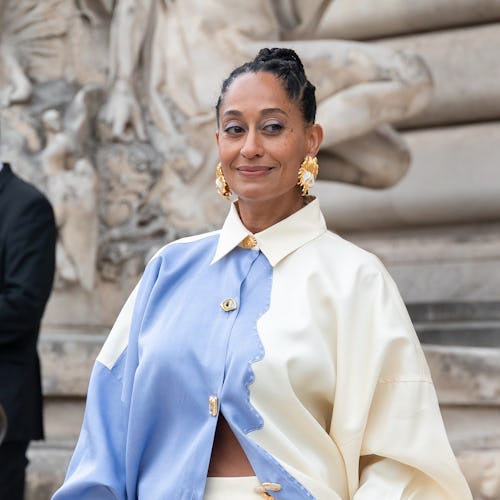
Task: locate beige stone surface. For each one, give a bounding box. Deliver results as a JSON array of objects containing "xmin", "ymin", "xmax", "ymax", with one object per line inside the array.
[
  {"xmin": 315, "ymin": 0, "xmax": 500, "ymax": 40},
  {"xmin": 43, "ymin": 279, "xmax": 134, "ymax": 327},
  {"xmin": 26, "ymin": 444, "xmax": 72, "ymax": 500},
  {"xmin": 442, "ymin": 407, "xmax": 500, "ymax": 453},
  {"xmin": 40, "ymin": 331, "xmax": 105, "ymax": 397},
  {"xmin": 343, "ymin": 222, "xmax": 500, "ymax": 303},
  {"xmin": 317, "ymin": 121, "xmax": 500, "ymax": 231},
  {"xmin": 345, "ymin": 222, "xmax": 500, "ymax": 265},
  {"xmin": 424, "ymin": 345, "xmax": 500, "ymax": 405},
  {"xmin": 43, "ymin": 399, "xmax": 84, "ymax": 443},
  {"xmin": 457, "ymin": 450, "xmax": 500, "ymax": 500},
  {"xmin": 381, "ymin": 24, "xmax": 500, "ymax": 127},
  {"xmin": 391, "ymin": 259, "xmax": 500, "ymax": 304}
]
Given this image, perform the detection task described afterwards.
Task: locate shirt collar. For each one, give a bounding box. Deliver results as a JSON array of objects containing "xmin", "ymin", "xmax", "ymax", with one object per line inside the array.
[{"xmin": 211, "ymin": 197, "xmax": 327, "ymax": 267}]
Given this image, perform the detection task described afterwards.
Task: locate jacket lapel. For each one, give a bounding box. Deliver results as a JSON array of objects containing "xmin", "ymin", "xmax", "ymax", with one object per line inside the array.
[{"xmin": 0, "ymin": 163, "xmax": 13, "ymax": 194}]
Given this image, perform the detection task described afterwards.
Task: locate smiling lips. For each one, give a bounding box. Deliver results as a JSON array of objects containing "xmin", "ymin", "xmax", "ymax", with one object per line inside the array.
[{"xmin": 236, "ymin": 166, "xmax": 274, "ymax": 177}]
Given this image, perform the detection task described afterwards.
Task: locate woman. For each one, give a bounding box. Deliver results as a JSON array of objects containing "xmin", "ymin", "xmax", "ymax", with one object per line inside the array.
[
  {"xmin": 52, "ymin": 48, "xmax": 471, "ymax": 499},
  {"xmin": 102, "ymin": 0, "xmax": 432, "ymax": 235}
]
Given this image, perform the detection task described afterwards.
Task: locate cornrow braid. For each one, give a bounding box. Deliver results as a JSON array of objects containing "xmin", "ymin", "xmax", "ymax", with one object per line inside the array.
[{"xmin": 216, "ymin": 47, "xmax": 317, "ymax": 127}]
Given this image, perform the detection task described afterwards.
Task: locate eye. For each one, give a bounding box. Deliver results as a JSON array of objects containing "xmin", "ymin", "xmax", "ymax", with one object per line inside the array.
[
  {"xmin": 262, "ymin": 121, "xmax": 284, "ymax": 134},
  {"xmin": 223, "ymin": 121, "xmax": 246, "ymax": 136}
]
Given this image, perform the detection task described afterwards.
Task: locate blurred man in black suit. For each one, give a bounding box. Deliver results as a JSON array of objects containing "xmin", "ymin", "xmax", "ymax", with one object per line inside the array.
[{"xmin": 0, "ymin": 162, "xmax": 57, "ymax": 499}]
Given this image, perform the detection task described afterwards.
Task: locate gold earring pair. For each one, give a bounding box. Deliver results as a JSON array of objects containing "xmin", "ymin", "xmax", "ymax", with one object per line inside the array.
[
  {"xmin": 215, "ymin": 155, "xmax": 319, "ymax": 199},
  {"xmin": 297, "ymin": 156, "xmax": 319, "ymax": 196},
  {"xmin": 215, "ymin": 162, "xmax": 231, "ymax": 199}
]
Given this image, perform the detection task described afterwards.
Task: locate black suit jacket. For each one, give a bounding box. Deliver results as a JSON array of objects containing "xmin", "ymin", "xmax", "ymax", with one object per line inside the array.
[{"xmin": 0, "ymin": 163, "xmax": 57, "ymax": 442}]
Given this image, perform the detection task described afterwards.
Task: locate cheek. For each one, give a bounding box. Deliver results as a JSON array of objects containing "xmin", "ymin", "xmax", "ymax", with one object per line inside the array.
[
  {"xmin": 281, "ymin": 133, "xmax": 308, "ymax": 160},
  {"xmin": 217, "ymin": 140, "xmax": 238, "ymax": 164},
  {"xmin": 283, "ymin": 144, "xmax": 307, "ymax": 171}
]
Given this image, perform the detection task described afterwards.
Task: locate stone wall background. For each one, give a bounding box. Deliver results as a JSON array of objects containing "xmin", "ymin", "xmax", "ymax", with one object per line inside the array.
[{"xmin": 0, "ymin": 1, "xmax": 498, "ymax": 498}]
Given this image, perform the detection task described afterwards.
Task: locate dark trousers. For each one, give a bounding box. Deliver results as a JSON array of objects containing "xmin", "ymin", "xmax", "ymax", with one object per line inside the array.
[{"xmin": 0, "ymin": 441, "xmax": 29, "ymax": 500}]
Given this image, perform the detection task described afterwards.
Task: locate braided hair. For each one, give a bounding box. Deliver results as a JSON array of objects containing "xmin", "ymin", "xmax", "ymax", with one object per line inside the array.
[{"xmin": 216, "ymin": 48, "xmax": 317, "ymax": 126}]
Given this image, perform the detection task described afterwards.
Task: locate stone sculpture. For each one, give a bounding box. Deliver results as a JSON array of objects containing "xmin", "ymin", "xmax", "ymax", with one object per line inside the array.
[
  {"xmin": 40, "ymin": 85, "xmax": 102, "ymax": 291},
  {"xmin": 0, "ymin": 0, "xmax": 67, "ymax": 106},
  {"xmin": 101, "ymin": 0, "xmax": 432, "ymax": 195},
  {"xmin": 0, "ymin": 0, "xmax": 433, "ymax": 290}
]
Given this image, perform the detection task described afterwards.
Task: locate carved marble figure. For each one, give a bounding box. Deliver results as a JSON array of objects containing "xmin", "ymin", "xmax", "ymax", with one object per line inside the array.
[
  {"xmin": 0, "ymin": 0, "xmax": 67, "ymax": 106},
  {"xmin": 0, "ymin": 0, "xmax": 434, "ymax": 287},
  {"xmin": 101, "ymin": 0, "xmax": 433, "ymax": 200},
  {"xmin": 40, "ymin": 86, "xmax": 101, "ymax": 291}
]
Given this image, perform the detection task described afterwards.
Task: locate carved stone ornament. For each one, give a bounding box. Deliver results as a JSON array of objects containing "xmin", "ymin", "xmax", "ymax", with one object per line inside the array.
[{"xmin": 0, "ymin": 0, "xmax": 433, "ymax": 292}]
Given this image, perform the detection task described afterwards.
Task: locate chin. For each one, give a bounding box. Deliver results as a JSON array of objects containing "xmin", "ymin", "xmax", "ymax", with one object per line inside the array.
[{"xmin": 234, "ymin": 188, "xmax": 270, "ymax": 202}]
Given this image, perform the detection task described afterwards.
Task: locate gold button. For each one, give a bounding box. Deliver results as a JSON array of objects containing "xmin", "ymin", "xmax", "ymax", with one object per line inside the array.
[
  {"xmin": 220, "ymin": 298, "xmax": 237, "ymax": 312},
  {"xmin": 239, "ymin": 235, "xmax": 257, "ymax": 249},
  {"xmin": 208, "ymin": 395, "xmax": 218, "ymax": 416},
  {"xmin": 261, "ymin": 483, "xmax": 282, "ymax": 492},
  {"xmin": 255, "ymin": 482, "xmax": 281, "ymax": 498}
]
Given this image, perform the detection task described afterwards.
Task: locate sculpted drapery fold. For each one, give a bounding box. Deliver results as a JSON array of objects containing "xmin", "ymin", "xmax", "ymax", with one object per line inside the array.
[{"xmin": 0, "ymin": 0, "xmax": 432, "ymax": 290}]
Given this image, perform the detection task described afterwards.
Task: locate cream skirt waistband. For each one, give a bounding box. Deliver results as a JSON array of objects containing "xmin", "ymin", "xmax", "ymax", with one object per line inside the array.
[{"xmin": 203, "ymin": 476, "xmax": 263, "ymax": 499}]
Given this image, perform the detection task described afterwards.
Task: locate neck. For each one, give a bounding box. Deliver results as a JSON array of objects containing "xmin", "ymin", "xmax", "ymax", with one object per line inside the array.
[{"xmin": 236, "ymin": 194, "xmax": 305, "ymax": 233}]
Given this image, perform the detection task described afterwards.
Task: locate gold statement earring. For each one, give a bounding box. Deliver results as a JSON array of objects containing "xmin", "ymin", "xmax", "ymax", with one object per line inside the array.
[
  {"xmin": 297, "ymin": 156, "xmax": 319, "ymax": 196},
  {"xmin": 215, "ymin": 162, "xmax": 231, "ymax": 200}
]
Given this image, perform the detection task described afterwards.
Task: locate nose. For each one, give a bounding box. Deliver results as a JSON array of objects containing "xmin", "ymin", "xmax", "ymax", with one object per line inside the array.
[{"xmin": 240, "ymin": 129, "xmax": 264, "ymax": 159}]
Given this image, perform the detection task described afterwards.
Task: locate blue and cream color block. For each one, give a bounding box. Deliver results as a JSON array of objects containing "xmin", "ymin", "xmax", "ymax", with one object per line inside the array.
[{"xmin": 52, "ymin": 199, "xmax": 472, "ymax": 500}]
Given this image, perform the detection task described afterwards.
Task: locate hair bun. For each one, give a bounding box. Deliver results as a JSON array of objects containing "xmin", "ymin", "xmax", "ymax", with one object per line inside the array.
[
  {"xmin": 216, "ymin": 46, "xmax": 317, "ymax": 125},
  {"xmin": 255, "ymin": 48, "xmax": 305, "ymax": 73}
]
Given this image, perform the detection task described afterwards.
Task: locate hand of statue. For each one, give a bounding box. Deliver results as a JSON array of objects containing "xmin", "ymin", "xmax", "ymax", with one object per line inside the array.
[
  {"xmin": 0, "ymin": 46, "xmax": 32, "ymax": 105},
  {"xmin": 100, "ymin": 80, "xmax": 147, "ymax": 142}
]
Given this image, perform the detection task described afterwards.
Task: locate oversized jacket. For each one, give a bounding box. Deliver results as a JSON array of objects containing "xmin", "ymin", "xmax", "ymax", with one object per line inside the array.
[{"xmin": 53, "ymin": 198, "xmax": 472, "ymax": 499}]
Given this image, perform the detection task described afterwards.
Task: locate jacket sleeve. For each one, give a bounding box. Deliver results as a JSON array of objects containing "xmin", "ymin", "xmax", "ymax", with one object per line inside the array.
[
  {"xmin": 0, "ymin": 195, "xmax": 56, "ymax": 345},
  {"xmin": 51, "ymin": 256, "xmax": 162, "ymax": 500},
  {"xmin": 354, "ymin": 381, "xmax": 472, "ymax": 499},
  {"xmin": 331, "ymin": 257, "xmax": 472, "ymax": 499}
]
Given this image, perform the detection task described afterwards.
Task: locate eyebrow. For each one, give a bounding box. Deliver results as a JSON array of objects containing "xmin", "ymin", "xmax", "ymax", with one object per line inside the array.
[{"xmin": 222, "ymin": 108, "xmax": 288, "ymax": 118}]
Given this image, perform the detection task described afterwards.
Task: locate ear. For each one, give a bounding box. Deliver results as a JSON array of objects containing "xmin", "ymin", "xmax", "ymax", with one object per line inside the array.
[
  {"xmin": 307, "ymin": 123, "xmax": 323, "ymax": 156},
  {"xmin": 215, "ymin": 130, "xmax": 220, "ymax": 146}
]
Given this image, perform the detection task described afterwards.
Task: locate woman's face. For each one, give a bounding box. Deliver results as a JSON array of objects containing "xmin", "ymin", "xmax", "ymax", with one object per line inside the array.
[{"xmin": 216, "ymin": 71, "xmax": 322, "ymax": 210}]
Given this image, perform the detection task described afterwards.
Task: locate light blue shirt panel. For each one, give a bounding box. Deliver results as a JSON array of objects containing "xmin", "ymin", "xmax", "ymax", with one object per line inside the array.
[
  {"xmin": 53, "ymin": 359, "xmax": 128, "ymax": 499},
  {"xmin": 53, "ymin": 233, "xmax": 314, "ymax": 499},
  {"xmin": 53, "ymin": 256, "xmax": 164, "ymax": 499},
  {"xmin": 129, "ymin": 236, "xmax": 264, "ymax": 498}
]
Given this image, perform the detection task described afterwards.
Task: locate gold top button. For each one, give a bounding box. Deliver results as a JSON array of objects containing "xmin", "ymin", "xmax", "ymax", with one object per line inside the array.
[
  {"xmin": 208, "ymin": 395, "xmax": 218, "ymax": 416},
  {"xmin": 220, "ymin": 298, "xmax": 237, "ymax": 312},
  {"xmin": 239, "ymin": 235, "xmax": 257, "ymax": 249}
]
